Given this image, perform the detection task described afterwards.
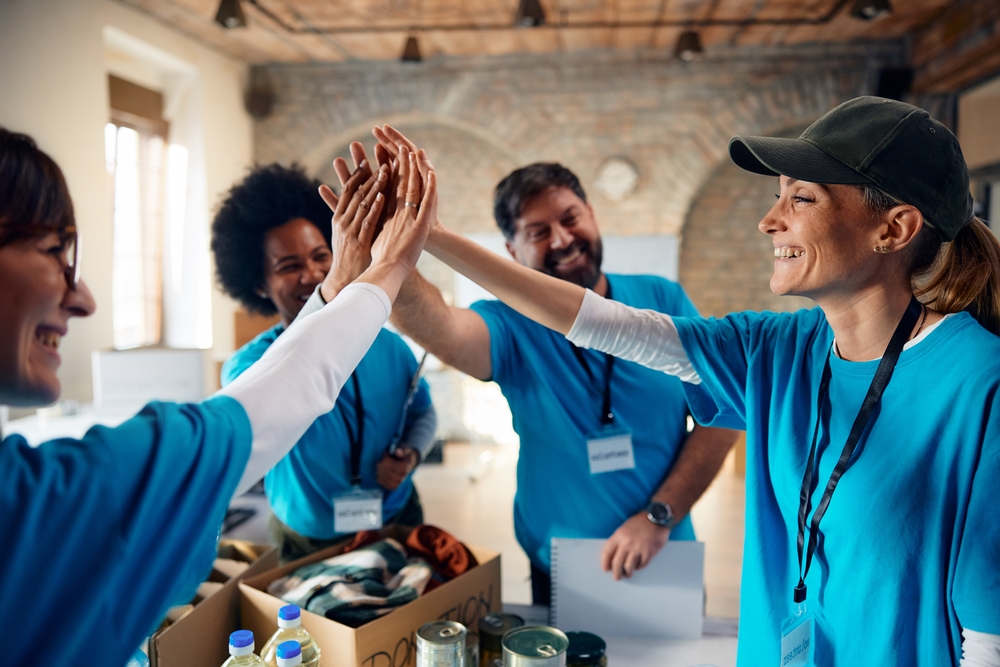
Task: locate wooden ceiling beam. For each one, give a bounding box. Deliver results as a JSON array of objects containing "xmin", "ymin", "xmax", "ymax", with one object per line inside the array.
[{"xmin": 912, "ymin": 0, "xmax": 1000, "ymax": 93}]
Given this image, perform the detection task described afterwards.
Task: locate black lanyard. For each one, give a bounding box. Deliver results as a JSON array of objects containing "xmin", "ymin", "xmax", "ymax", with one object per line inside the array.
[
  {"xmin": 570, "ymin": 281, "xmax": 616, "ymax": 426},
  {"xmin": 341, "ymin": 373, "xmax": 365, "ymax": 486},
  {"xmin": 793, "ymin": 296, "xmax": 921, "ymax": 604}
]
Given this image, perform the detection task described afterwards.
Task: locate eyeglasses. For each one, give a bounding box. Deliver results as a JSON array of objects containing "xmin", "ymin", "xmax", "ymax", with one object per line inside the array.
[{"xmin": 0, "ymin": 223, "xmax": 80, "ymax": 289}]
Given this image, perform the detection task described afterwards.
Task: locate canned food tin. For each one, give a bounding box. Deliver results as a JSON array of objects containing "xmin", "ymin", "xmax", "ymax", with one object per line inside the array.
[
  {"xmin": 479, "ymin": 613, "xmax": 525, "ymax": 667},
  {"xmin": 417, "ymin": 621, "xmax": 467, "ymax": 667},
  {"xmin": 565, "ymin": 631, "xmax": 607, "ymax": 667},
  {"xmin": 501, "ymin": 626, "xmax": 569, "ymax": 667}
]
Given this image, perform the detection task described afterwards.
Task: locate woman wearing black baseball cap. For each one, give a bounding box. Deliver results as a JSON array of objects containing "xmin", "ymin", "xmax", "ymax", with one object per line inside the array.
[{"xmin": 409, "ymin": 97, "xmax": 1000, "ymax": 665}]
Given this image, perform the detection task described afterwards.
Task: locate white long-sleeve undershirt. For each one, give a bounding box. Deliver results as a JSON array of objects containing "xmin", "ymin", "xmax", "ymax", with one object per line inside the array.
[
  {"xmin": 566, "ymin": 288, "xmax": 702, "ymax": 383},
  {"xmin": 566, "ymin": 288, "xmax": 996, "ymax": 664},
  {"xmin": 219, "ymin": 282, "xmax": 391, "ymax": 498},
  {"xmin": 566, "ymin": 289, "xmax": 952, "ymax": 381}
]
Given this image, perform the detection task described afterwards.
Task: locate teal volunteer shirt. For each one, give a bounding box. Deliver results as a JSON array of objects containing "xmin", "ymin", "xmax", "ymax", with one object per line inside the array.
[
  {"xmin": 222, "ymin": 325, "xmax": 432, "ymax": 540},
  {"xmin": 471, "ymin": 273, "xmax": 700, "ymax": 572},
  {"xmin": 675, "ymin": 308, "xmax": 1000, "ymax": 666},
  {"xmin": 0, "ymin": 396, "xmax": 252, "ymax": 667}
]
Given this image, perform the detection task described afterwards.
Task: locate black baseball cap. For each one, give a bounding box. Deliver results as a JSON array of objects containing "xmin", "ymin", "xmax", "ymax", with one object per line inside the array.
[{"xmin": 729, "ymin": 96, "xmax": 973, "ymax": 241}]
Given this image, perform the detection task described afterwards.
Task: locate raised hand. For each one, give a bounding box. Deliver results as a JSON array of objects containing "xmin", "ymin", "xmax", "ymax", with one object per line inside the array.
[
  {"xmin": 359, "ymin": 144, "xmax": 437, "ymax": 300},
  {"xmin": 317, "ymin": 160, "xmax": 388, "ymax": 301},
  {"xmin": 373, "ymin": 125, "xmax": 440, "ymax": 235}
]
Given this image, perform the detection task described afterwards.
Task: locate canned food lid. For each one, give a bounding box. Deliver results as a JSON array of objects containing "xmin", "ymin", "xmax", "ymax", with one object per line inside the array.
[
  {"xmin": 479, "ymin": 613, "xmax": 525, "ymax": 636},
  {"xmin": 566, "ymin": 632, "xmax": 606, "ymax": 663},
  {"xmin": 502, "ymin": 626, "xmax": 569, "ymax": 658},
  {"xmin": 479, "ymin": 613, "xmax": 526, "ymax": 651},
  {"xmin": 417, "ymin": 621, "xmax": 467, "ymax": 645}
]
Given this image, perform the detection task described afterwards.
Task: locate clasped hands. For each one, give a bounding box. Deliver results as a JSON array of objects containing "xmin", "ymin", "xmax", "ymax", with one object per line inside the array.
[{"xmin": 316, "ymin": 126, "xmax": 438, "ymax": 303}]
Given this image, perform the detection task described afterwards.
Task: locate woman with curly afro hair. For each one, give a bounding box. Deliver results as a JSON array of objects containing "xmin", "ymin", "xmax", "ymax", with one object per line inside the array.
[{"xmin": 212, "ymin": 161, "xmax": 438, "ymax": 562}]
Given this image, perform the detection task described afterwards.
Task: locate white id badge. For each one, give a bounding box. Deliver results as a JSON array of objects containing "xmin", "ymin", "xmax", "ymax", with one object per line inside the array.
[
  {"xmin": 333, "ymin": 488, "xmax": 383, "ymax": 534},
  {"xmin": 779, "ymin": 606, "xmax": 814, "ymax": 667},
  {"xmin": 586, "ymin": 429, "xmax": 635, "ymax": 474}
]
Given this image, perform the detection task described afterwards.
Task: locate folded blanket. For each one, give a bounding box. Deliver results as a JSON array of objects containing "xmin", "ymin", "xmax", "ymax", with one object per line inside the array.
[{"xmin": 267, "ymin": 538, "xmax": 432, "ymax": 627}]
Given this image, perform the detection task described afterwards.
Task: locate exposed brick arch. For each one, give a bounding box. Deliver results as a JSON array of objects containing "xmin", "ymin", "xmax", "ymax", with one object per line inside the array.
[
  {"xmin": 253, "ymin": 42, "xmax": 901, "ymax": 237},
  {"xmin": 679, "ymin": 124, "xmax": 815, "ymax": 318}
]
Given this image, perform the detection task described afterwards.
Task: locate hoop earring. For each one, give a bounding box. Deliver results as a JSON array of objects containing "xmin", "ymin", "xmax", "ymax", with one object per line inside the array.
[{"xmin": 874, "ymin": 245, "xmax": 889, "ymax": 254}]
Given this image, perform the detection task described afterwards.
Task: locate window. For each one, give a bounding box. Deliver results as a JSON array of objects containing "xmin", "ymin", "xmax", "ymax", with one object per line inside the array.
[{"xmin": 105, "ymin": 75, "xmax": 188, "ymax": 349}]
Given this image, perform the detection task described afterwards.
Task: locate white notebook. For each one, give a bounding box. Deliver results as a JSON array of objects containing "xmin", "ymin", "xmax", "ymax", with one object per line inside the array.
[{"xmin": 550, "ymin": 538, "xmax": 705, "ymax": 639}]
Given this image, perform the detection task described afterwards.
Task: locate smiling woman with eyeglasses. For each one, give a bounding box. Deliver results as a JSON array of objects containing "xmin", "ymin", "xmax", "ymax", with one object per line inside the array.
[{"xmin": 0, "ymin": 127, "xmax": 437, "ymax": 666}]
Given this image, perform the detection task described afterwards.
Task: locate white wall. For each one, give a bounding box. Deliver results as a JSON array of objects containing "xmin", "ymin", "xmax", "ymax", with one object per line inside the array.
[{"xmin": 0, "ymin": 0, "xmax": 252, "ymax": 402}]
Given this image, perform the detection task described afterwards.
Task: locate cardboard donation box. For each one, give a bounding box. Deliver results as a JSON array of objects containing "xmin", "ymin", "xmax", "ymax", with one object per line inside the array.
[
  {"xmin": 240, "ymin": 539, "xmax": 501, "ymax": 667},
  {"xmin": 150, "ymin": 541, "xmax": 278, "ymax": 667}
]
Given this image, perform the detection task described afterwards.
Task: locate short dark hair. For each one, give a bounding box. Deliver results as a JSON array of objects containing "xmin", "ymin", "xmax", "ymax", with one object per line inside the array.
[
  {"xmin": 493, "ymin": 163, "xmax": 587, "ymax": 239},
  {"xmin": 0, "ymin": 127, "xmax": 75, "ymax": 248},
  {"xmin": 211, "ymin": 163, "xmax": 332, "ymax": 316}
]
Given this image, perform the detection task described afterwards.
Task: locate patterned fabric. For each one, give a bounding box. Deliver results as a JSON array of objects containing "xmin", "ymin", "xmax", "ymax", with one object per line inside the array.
[{"xmin": 268, "ymin": 538, "xmax": 432, "ymax": 627}]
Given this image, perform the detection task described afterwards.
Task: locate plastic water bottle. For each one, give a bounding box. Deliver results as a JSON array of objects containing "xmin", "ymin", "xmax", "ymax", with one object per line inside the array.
[
  {"xmin": 222, "ymin": 630, "xmax": 267, "ymax": 667},
  {"xmin": 124, "ymin": 647, "xmax": 149, "ymax": 667},
  {"xmin": 261, "ymin": 605, "xmax": 321, "ymax": 667},
  {"xmin": 276, "ymin": 641, "xmax": 303, "ymax": 667}
]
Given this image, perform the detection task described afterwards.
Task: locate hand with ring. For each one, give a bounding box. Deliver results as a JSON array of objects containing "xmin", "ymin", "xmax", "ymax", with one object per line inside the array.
[
  {"xmin": 365, "ymin": 143, "xmax": 437, "ymax": 285},
  {"xmin": 372, "ymin": 125, "xmax": 442, "ymax": 237},
  {"xmin": 318, "ymin": 147, "xmax": 390, "ymax": 301}
]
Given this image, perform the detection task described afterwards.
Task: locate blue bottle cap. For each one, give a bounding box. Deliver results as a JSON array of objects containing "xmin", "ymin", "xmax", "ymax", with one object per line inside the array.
[
  {"xmin": 278, "ymin": 604, "xmax": 301, "ymax": 621},
  {"xmin": 276, "ymin": 641, "xmax": 302, "ymax": 659},
  {"xmin": 230, "ymin": 630, "xmax": 255, "ymax": 649}
]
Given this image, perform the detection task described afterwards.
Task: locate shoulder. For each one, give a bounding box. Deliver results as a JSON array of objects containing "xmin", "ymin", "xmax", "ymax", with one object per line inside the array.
[
  {"xmin": 928, "ymin": 313, "xmax": 1000, "ymax": 376},
  {"xmin": 221, "ymin": 324, "xmax": 283, "ymax": 384},
  {"xmin": 608, "ymin": 274, "xmax": 691, "ymax": 312}
]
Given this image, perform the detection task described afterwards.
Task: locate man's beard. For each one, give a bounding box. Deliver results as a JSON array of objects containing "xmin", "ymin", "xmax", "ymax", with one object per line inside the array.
[{"xmin": 540, "ymin": 238, "xmax": 603, "ymax": 289}]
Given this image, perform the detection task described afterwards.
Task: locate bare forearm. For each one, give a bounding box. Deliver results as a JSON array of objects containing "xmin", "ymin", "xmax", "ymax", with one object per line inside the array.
[
  {"xmin": 652, "ymin": 425, "xmax": 740, "ymax": 519},
  {"xmin": 390, "ymin": 271, "xmax": 492, "ymax": 380},
  {"xmin": 426, "ymin": 226, "xmax": 585, "ymax": 335}
]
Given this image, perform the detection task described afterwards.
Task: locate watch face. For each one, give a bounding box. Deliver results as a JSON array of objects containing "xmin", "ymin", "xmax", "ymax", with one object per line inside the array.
[{"xmin": 649, "ymin": 503, "xmax": 670, "ymax": 523}]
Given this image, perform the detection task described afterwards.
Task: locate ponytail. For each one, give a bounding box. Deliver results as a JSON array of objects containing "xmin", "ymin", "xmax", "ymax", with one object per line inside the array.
[{"xmin": 914, "ymin": 218, "xmax": 1000, "ymax": 336}]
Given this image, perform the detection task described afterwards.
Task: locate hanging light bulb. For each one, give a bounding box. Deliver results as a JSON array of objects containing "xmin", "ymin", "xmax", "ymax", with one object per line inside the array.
[
  {"xmin": 214, "ymin": 0, "xmax": 247, "ymax": 29},
  {"xmin": 850, "ymin": 0, "xmax": 892, "ymax": 20},
  {"xmin": 674, "ymin": 30, "xmax": 704, "ymax": 62},
  {"xmin": 514, "ymin": 0, "xmax": 546, "ymax": 27}
]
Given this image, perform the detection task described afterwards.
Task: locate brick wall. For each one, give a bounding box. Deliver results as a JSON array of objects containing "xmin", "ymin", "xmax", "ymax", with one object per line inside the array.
[
  {"xmin": 252, "ymin": 41, "xmax": 905, "ymax": 241},
  {"xmin": 679, "ymin": 124, "xmax": 815, "ymax": 318}
]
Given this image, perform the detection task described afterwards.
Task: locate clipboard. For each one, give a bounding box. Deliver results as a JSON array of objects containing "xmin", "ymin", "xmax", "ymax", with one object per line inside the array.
[{"xmin": 550, "ymin": 538, "xmax": 705, "ymax": 639}]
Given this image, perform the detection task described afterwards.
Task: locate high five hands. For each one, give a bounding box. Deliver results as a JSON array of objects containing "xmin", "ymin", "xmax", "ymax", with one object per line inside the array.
[{"xmin": 317, "ymin": 134, "xmax": 437, "ymax": 302}]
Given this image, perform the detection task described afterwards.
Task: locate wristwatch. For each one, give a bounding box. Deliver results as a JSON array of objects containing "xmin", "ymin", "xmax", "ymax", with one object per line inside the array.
[{"xmin": 646, "ymin": 501, "xmax": 675, "ymax": 529}]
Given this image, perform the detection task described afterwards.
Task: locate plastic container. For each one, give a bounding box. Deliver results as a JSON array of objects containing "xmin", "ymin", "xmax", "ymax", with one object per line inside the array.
[
  {"xmin": 222, "ymin": 630, "xmax": 267, "ymax": 667},
  {"xmin": 276, "ymin": 640, "xmax": 303, "ymax": 667},
  {"xmin": 125, "ymin": 647, "xmax": 150, "ymax": 667},
  {"xmin": 261, "ymin": 605, "xmax": 321, "ymax": 667}
]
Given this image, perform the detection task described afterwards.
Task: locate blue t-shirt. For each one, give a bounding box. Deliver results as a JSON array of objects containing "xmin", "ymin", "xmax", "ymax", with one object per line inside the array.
[
  {"xmin": 674, "ymin": 308, "xmax": 1000, "ymax": 666},
  {"xmin": 472, "ymin": 274, "xmax": 701, "ymax": 571},
  {"xmin": 0, "ymin": 396, "xmax": 252, "ymax": 666},
  {"xmin": 222, "ymin": 325, "xmax": 432, "ymax": 540}
]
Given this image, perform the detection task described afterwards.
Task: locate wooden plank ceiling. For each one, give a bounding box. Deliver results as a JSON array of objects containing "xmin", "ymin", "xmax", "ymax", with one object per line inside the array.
[{"xmin": 118, "ymin": 0, "xmax": 1000, "ymax": 90}]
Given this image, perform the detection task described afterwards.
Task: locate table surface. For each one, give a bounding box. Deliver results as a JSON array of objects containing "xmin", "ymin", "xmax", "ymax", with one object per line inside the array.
[{"xmin": 501, "ymin": 604, "xmax": 737, "ymax": 667}]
